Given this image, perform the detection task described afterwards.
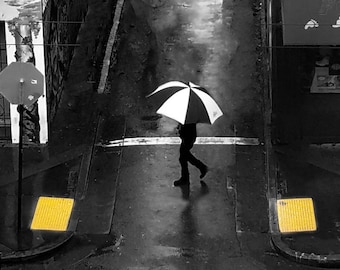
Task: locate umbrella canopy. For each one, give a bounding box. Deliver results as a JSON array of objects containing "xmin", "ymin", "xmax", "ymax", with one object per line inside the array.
[{"xmin": 146, "ymin": 81, "xmax": 223, "ymax": 125}]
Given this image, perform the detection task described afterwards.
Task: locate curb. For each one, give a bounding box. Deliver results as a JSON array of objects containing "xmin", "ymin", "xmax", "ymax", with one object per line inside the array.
[
  {"xmin": 261, "ymin": 0, "xmax": 280, "ymax": 235},
  {"xmin": 271, "ymin": 235, "xmax": 340, "ymax": 268},
  {"xmin": 0, "ymin": 232, "xmax": 73, "ymax": 262}
]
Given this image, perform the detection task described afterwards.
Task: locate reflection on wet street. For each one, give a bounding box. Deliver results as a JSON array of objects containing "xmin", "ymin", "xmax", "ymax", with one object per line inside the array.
[{"xmin": 84, "ymin": 143, "xmax": 239, "ymax": 268}]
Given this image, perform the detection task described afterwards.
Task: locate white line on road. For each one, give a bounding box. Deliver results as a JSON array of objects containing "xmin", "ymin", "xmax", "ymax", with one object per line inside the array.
[{"xmin": 97, "ymin": 137, "xmax": 260, "ymax": 147}]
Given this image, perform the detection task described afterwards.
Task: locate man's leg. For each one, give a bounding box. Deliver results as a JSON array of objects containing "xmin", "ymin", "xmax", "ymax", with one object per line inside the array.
[
  {"xmin": 174, "ymin": 144, "xmax": 190, "ymax": 186},
  {"xmin": 187, "ymin": 152, "xmax": 208, "ymax": 178},
  {"xmin": 179, "ymin": 149, "xmax": 190, "ymax": 180}
]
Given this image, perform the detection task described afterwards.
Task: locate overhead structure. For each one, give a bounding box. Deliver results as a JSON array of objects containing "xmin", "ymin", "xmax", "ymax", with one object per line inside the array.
[{"xmin": 281, "ymin": 0, "xmax": 340, "ymax": 45}]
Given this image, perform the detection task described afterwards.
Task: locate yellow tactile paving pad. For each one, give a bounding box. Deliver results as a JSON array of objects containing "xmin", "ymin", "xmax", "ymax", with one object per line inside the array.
[
  {"xmin": 277, "ymin": 198, "xmax": 317, "ymax": 233},
  {"xmin": 31, "ymin": 197, "xmax": 74, "ymax": 231}
]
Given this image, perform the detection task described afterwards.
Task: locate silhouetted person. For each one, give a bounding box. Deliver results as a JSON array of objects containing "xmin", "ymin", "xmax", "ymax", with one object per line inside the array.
[{"xmin": 174, "ymin": 123, "xmax": 208, "ymax": 186}]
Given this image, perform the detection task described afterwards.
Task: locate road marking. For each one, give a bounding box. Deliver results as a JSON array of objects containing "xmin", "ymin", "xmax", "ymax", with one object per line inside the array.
[{"xmin": 97, "ymin": 136, "xmax": 260, "ymax": 147}]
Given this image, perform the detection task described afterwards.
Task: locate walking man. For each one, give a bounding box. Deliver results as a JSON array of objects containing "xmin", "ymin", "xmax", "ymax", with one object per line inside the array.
[{"xmin": 174, "ymin": 123, "xmax": 208, "ymax": 186}]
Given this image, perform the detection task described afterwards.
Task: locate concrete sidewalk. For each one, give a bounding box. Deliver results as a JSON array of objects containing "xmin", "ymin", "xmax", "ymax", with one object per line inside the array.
[
  {"xmin": 269, "ymin": 144, "xmax": 340, "ymax": 268},
  {"xmin": 0, "ymin": 0, "xmax": 120, "ymax": 261},
  {"xmin": 267, "ymin": 2, "xmax": 340, "ymax": 265},
  {"xmin": 264, "ymin": 0, "xmax": 340, "ymax": 265}
]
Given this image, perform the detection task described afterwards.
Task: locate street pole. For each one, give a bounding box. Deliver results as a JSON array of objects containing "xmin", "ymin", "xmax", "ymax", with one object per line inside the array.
[
  {"xmin": 17, "ymin": 79, "xmax": 24, "ymax": 250},
  {"xmin": 17, "ymin": 104, "xmax": 23, "ymax": 249},
  {"xmin": 0, "ymin": 64, "xmax": 44, "ymax": 250}
]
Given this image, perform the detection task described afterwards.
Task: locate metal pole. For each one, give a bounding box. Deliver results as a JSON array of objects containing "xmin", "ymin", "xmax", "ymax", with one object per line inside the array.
[
  {"xmin": 17, "ymin": 79, "xmax": 24, "ymax": 250},
  {"xmin": 17, "ymin": 104, "xmax": 23, "ymax": 249}
]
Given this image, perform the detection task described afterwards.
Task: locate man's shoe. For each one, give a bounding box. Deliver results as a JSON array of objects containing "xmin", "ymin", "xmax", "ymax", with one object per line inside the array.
[
  {"xmin": 200, "ymin": 165, "xmax": 208, "ymax": 179},
  {"xmin": 174, "ymin": 178, "xmax": 190, "ymax": 186}
]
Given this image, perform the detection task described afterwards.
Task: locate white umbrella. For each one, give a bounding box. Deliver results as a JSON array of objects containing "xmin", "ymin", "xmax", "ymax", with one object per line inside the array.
[{"xmin": 147, "ymin": 81, "xmax": 223, "ymax": 125}]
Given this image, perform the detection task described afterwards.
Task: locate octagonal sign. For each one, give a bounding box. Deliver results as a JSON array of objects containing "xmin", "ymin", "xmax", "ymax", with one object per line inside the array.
[{"xmin": 0, "ymin": 62, "xmax": 44, "ymax": 107}]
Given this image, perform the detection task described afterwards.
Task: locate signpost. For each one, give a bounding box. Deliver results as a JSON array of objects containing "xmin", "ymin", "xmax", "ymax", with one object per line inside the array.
[{"xmin": 0, "ymin": 62, "xmax": 44, "ymax": 248}]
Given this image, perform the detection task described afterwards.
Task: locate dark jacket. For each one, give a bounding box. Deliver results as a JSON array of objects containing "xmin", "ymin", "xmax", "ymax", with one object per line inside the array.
[{"xmin": 178, "ymin": 123, "xmax": 197, "ymax": 145}]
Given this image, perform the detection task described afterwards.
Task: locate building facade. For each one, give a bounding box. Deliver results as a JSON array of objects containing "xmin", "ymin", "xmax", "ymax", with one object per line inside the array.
[
  {"xmin": 272, "ymin": 0, "xmax": 340, "ymax": 143},
  {"xmin": 0, "ymin": 0, "xmax": 88, "ymax": 144}
]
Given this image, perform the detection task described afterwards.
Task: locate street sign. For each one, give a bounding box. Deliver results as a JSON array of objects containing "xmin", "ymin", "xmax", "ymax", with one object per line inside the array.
[{"xmin": 0, "ymin": 62, "xmax": 44, "ymax": 106}]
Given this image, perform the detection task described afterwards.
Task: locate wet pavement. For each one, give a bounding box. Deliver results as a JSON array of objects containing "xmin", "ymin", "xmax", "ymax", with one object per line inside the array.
[
  {"xmin": 76, "ymin": 115, "xmax": 125, "ymax": 234},
  {"xmin": 102, "ymin": 144, "xmax": 240, "ymax": 268}
]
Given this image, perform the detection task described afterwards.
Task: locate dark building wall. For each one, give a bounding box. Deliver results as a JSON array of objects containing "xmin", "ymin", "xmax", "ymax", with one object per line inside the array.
[
  {"xmin": 0, "ymin": 22, "xmax": 11, "ymax": 141},
  {"xmin": 43, "ymin": 0, "xmax": 88, "ymax": 122},
  {"xmin": 271, "ymin": 1, "xmax": 340, "ymax": 144}
]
